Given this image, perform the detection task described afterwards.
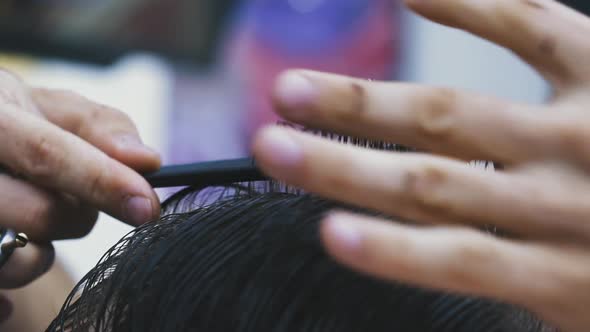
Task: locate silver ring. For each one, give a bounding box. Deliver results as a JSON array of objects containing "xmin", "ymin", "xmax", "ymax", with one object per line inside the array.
[{"xmin": 0, "ymin": 228, "xmax": 28, "ymax": 269}]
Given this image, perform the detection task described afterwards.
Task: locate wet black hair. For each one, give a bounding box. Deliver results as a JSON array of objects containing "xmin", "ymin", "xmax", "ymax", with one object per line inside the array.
[
  {"xmin": 561, "ymin": 0, "xmax": 590, "ymax": 15},
  {"xmin": 46, "ymin": 183, "xmax": 552, "ymax": 332}
]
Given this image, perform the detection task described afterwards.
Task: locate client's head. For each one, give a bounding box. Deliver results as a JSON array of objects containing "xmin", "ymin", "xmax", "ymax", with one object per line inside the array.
[{"xmin": 47, "ymin": 184, "xmax": 552, "ymax": 332}]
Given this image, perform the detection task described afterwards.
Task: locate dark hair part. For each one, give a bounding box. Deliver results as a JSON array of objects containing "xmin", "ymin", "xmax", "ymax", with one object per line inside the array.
[{"xmin": 47, "ymin": 183, "xmax": 552, "ymax": 332}]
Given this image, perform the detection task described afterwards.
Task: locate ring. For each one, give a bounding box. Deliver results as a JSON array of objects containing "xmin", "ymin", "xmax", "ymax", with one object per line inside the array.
[{"xmin": 0, "ymin": 228, "xmax": 28, "ymax": 270}]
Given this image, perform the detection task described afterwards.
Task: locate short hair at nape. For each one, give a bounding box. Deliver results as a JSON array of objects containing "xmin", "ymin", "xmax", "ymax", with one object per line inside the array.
[{"xmin": 47, "ymin": 184, "xmax": 554, "ymax": 332}]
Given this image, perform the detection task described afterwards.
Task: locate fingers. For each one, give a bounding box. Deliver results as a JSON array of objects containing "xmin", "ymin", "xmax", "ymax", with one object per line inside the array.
[
  {"xmin": 0, "ymin": 242, "xmax": 54, "ymax": 289},
  {"xmin": 0, "ymin": 106, "xmax": 160, "ymax": 226},
  {"xmin": 253, "ymin": 127, "xmax": 590, "ymax": 241},
  {"xmin": 0, "ymin": 71, "xmax": 40, "ymax": 116},
  {"xmin": 273, "ymin": 70, "xmax": 549, "ymax": 163},
  {"xmin": 31, "ymin": 88, "xmax": 161, "ymax": 172},
  {"xmin": 0, "ymin": 174, "xmax": 98, "ymax": 241},
  {"xmin": 320, "ymin": 212, "xmax": 590, "ymax": 319},
  {"xmin": 404, "ymin": 0, "xmax": 590, "ymax": 86}
]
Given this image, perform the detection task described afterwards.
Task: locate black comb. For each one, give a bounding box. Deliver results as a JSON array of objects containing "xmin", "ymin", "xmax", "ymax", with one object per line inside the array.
[{"xmin": 143, "ymin": 157, "xmax": 268, "ymax": 188}]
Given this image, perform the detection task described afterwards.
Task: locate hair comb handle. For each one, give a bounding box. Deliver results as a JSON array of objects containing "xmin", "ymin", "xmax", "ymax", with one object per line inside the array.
[{"xmin": 143, "ymin": 157, "xmax": 268, "ymax": 188}]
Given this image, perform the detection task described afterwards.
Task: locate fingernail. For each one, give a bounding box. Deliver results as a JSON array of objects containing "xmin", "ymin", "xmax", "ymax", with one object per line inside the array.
[
  {"xmin": 123, "ymin": 196, "xmax": 154, "ymax": 226},
  {"xmin": 257, "ymin": 127, "xmax": 302, "ymax": 172},
  {"xmin": 275, "ymin": 71, "xmax": 316, "ymax": 110},
  {"xmin": 325, "ymin": 216, "xmax": 362, "ymax": 254}
]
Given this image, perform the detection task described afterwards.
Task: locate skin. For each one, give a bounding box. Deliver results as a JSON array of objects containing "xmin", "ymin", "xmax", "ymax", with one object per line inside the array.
[
  {"xmin": 0, "ymin": 70, "xmax": 161, "ymax": 291},
  {"xmin": 252, "ymin": 0, "xmax": 590, "ymax": 331},
  {"xmin": 0, "ymin": 259, "xmax": 75, "ymax": 332}
]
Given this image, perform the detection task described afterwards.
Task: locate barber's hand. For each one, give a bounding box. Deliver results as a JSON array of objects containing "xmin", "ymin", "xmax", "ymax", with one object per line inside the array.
[
  {"xmin": 254, "ymin": 1, "xmax": 590, "ymax": 331},
  {"xmin": 0, "ymin": 70, "xmax": 160, "ymax": 288}
]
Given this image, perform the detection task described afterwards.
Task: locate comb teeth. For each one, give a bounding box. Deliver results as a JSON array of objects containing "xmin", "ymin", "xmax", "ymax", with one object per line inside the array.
[
  {"xmin": 278, "ymin": 122, "xmax": 416, "ymax": 152},
  {"xmin": 284, "ymin": 123, "xmax": 495, "ymax": 170}
]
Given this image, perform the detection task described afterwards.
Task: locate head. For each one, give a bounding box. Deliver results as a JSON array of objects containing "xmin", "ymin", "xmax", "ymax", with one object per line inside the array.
[{"xmin": 47, "ymin": 183, "xmax": 552, "ymax": 332}]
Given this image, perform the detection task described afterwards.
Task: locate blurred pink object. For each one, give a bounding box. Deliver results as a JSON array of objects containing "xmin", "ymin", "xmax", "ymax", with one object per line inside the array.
[{"xmin": 228, "ymin": 0, "xmax": 401, "ymax": 143}]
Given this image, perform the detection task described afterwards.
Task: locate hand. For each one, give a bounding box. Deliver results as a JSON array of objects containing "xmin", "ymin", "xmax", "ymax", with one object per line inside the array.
[
  {"xmin": 253, "ymin": 1, "xmax": 590, "ymax": 331},
  {"xmin": 0, "ymin": 69, "xmax": 160, "ymax": 288}
]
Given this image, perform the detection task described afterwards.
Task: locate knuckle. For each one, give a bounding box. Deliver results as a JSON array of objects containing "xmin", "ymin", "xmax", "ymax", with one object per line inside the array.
[
  {"xmin": 37, "ymin": 88, "xmax": 84, "ymax": 109},
  {"xmin": 54, "ymin": 89, "xmax": 83, "ymax": 101},
  {"xmin": 315, "ymin": 79, "xmax": 370, "ymax": 122},
  {"xmin": 86, "ymin": 105, "xmax": 108, "ymax": 123},
  {"xmin": 494, "ymin": 0, "xmax": 544, "ymax": 22},
  {"xmin": 343, "ymin": 81, "xmax": 368, "ymax": 116},
  {"xmin": 323, "ymin": 169, "xmax": 355, "ymax": 194},
  {"xmin": 0, "ymin": 88, "xmax": 25, "ymax": 109},
  {"xmin": 401, "ymin": 165, "xmax": 453, "ymax": 214},
  {"xmin": 413, "ymin": 88, "xmax": 458, "ymax": 139},
  {"xmin": 519, "ymin": 0, "xmax": 545, "ymax": 10},
  {"xmin": 446, "ymin": 241, "xmax": 495, "ymax": 289},
  {"xmin": 86, "ymin": 163, "xmax": 110, "ymax": 204},
  {"xmin": 90, "ymin": 103, "xmax": 131, "ymax": 124},
  {"xmin": 111, "ymin": 110, "xmax": 135, "ymax": 129},
  {"xmin": 74, "ymin": 103, "xmax": 138, "ymax": 141},
  {"xmin": 0, "ymin": 69, "xmax": 22, "ymax": 84},
  {"xmin": 22, "ymin": 199, "xmax": 55, "ymax": 239},
  {"xmin": 452, "ymin": 234, "xmax": 497, "ymax": 265},
  {"xmin": 20, "ymin": 136, "xmax": 63, "ymax": 181},
  {"xmin": 84, "ymin": 104, "xmax": 137, "ymax": 135},
  {"xmin": 491, "ymin": 0, "xmax": 526, "ymax": 22},
  {"xmin": 554, "ymin": 120, "xmax": 590, "ymax": 155},
  {"xmin": 0, "ymin": 78, "xmax": 28, "ymax": 110}
]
